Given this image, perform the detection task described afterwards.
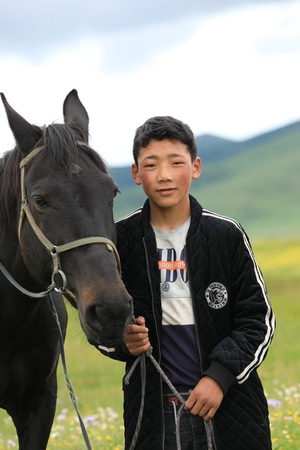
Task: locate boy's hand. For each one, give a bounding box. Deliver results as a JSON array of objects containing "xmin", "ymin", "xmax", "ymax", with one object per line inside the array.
[
  {"xmin": 185, "ymin": 376, "xmax": 224, "ymax": 421},
  {"xmin": 125, "ymin": 316, "xmax": 151, "ymax": 356}
]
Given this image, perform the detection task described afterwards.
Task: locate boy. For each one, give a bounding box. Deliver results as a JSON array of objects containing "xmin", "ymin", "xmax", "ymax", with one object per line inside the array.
[{"xmin": 101, "ymin": 116, "xmax": 275, "ymax": 449}]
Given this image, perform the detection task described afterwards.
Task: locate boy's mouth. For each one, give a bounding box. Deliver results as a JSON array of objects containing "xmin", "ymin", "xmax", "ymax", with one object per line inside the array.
[{"xmin": 157, "ymin": 188, "xmax": 175, "ymax": 195}]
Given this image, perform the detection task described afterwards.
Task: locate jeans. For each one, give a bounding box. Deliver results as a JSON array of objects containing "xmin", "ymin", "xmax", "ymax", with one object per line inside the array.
[{"xmin": 163, "ymin": 393, "xmax": 210, "ymax": 450}]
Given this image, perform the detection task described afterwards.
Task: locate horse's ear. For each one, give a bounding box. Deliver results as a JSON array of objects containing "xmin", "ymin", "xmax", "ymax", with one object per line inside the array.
[
  {"xmin": 0, "ymin": 93, "xmax": 42, "ymax": 155},
  {"xmin": 63, "ymin": 89, "xmax": 89, "ymax": 143}
]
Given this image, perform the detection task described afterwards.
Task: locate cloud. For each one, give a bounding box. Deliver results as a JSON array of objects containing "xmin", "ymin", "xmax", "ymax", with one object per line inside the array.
[{"xmin": 0, "ymin": 0, "xmax": 285, "ymax": 60}]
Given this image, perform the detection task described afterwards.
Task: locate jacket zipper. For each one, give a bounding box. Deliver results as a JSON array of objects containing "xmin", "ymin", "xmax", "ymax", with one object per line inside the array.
[{"xmin": 143, "ymin": 237, "xmax": 165, "ymax": 449}]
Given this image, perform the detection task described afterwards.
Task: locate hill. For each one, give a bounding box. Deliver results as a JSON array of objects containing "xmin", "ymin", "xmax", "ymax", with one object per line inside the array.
[{"xmin": 109, "ymin": 121, "xmax": 300, "ymax": 238}]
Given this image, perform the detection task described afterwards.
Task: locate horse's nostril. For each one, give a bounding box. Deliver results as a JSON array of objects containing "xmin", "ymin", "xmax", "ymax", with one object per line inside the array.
[
  {"xmin": 86, "ymin": 303, "xmax": 105, "ymax": 327},
  {"xmin": 85, "ymin": 300, "xmax": 131, "ymax": 336}
]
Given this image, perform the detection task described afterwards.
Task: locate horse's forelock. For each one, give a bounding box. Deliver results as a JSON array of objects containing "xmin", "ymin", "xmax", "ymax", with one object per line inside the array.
[
  {"xmin": 43, "ymin": 124, "xmax": 79, "ymax": 172},
  {"xmin": 44, "ymin": 124, "xmax": 108, "ymax": 174}
]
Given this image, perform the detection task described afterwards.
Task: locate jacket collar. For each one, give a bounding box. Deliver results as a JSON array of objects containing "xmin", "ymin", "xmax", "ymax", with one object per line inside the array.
[{"xmin": 140, "ymin": 195, "xmax": 203, "ymax": 234}]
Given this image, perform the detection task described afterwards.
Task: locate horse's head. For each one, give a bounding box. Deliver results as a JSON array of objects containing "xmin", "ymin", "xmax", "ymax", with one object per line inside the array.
[{"xmin": 0, "ymin": 90, "xmax": 133, "ymax": 347}]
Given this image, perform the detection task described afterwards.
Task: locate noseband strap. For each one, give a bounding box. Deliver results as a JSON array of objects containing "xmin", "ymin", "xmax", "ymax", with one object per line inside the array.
[{"xmin": 18, "ymin": 145, "xmax": 121, "ymax": 290}]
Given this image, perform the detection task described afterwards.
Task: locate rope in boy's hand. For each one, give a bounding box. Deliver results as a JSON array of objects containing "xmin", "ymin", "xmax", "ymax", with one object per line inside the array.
[{"xmin": 125, "ymin": 347, "xmax": 214, "ymax": 450}]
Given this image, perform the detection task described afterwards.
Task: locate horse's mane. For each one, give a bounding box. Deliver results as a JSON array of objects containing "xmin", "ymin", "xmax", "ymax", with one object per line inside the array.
[{"xmin": 0, "ymin": 123, "xmax": 108, "ymax": 228}]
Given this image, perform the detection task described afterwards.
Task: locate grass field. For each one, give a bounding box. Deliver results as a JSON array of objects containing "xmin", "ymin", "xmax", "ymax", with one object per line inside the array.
[{"xmin": 0, "ymin": 237, "xmax": 299, "ymax": 449}]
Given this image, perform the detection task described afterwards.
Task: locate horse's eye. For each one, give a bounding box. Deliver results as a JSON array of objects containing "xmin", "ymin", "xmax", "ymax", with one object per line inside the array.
[{"xmin": 32, "ymin": 196, "xmax": 48, "ymax": 208}]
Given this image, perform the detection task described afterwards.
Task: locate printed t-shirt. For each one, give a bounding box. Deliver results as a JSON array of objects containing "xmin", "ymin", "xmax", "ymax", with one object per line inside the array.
[{"xmin": 152, "ymin": 219, "xmax": 201, "ymax": 388}]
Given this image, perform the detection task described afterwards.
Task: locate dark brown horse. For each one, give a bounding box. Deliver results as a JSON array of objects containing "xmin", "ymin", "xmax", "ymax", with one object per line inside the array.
[{"xmin": 0, "ymin": 90, "xmax": 133, "ymax": 449}]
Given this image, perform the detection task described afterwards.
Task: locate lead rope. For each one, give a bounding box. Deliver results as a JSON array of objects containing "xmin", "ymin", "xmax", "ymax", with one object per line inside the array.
[
  {"xmin": 124, "ymin": 348, "xmax": 214, "ymax": 450},
  {"xmin": 49, "ymin": 292, "xmax": 93, "ymax": 450}
]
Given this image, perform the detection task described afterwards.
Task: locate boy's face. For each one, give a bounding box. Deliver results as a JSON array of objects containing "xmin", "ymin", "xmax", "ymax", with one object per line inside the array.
[{"xmin": 132, "ymin": 139, "xmax": 201, "ymax": 212}]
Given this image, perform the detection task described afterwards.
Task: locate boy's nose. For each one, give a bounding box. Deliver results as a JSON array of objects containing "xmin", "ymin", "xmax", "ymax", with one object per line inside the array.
[{"xmin": 158, "ymin": 165, "xmax": 172, "ymax": 182}]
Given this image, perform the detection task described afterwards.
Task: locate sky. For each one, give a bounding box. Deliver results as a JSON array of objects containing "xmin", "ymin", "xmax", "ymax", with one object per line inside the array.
[{"xmin": 1, "ymin": 0, "xmax": 300, "ymax": 167}]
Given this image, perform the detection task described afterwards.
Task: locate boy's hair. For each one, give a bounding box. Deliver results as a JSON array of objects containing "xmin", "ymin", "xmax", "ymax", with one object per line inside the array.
[{"xmin": 132, "ymin": 116, "xmax": 198, "ymax": 165}]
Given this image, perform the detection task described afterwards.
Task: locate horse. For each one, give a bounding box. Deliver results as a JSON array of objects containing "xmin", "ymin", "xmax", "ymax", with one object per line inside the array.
[{"xmin": 0, "ymin": 89, "xmax": 133, "ymax": 449}]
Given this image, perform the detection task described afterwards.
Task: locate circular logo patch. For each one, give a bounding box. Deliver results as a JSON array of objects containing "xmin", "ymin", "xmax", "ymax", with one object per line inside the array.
[{"xmin": 205, "ymin": 282, "xmax": 228, "ymax": 309}]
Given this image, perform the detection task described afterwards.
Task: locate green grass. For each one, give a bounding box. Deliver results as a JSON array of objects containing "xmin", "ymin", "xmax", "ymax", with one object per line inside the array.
[
  {"xmin": 254, "ymin": 238, "xmax": 300, "ymax": 449},
  {"xmin": 1, "ymin": 237, "xmax": 299, "ymax": 449}
]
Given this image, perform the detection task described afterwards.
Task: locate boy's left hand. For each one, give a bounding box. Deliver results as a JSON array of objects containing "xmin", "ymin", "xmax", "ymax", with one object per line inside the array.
[{"xmin": 185, "ymin": 376, "xmax": 224, "ymax": 421}]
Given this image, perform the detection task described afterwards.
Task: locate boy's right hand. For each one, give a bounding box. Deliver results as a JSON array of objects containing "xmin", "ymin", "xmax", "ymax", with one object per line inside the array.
[{"xmin": 125, "ymin": 316, "xmax": 151, "ymax": 356}]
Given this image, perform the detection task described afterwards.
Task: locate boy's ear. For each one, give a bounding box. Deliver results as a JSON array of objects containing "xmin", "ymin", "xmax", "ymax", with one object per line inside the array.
[
  {"xmin": 132, "ymin": 163, "xmax": 142, "ymax": 185},
  {"xmin": 192, "ymin": 157, "xmax": 202, "ymax": 180}
]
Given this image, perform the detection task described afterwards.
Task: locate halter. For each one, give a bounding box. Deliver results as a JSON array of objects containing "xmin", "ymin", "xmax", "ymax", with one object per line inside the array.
[{"xmin": 18, "ymin": 144, "xmax": 121, "ymax": 294}]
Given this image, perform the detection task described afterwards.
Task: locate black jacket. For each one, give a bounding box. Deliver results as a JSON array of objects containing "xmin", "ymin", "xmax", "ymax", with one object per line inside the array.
[{"xmin": 103, "ymin": 196, "xmax": 275, "ymax": 449}]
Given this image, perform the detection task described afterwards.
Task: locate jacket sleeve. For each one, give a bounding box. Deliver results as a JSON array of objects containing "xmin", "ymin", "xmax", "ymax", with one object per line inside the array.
[{"xmin": 203, "ymin": 225, "xmax": 275, "ymax": 393}]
